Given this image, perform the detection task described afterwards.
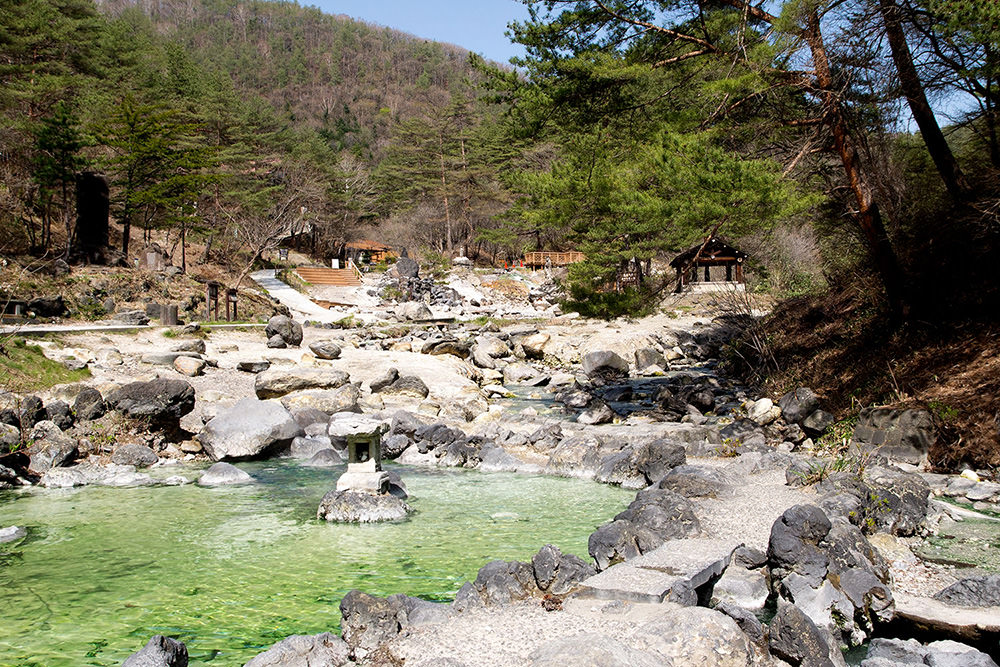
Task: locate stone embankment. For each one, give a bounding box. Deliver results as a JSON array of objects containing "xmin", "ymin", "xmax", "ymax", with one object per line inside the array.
[{"xmin": 3, "ymin": 280, "xmax": 999, "ymax": 666}]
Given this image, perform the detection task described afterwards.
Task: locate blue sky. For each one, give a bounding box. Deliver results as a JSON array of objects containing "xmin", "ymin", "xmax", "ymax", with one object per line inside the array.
[{"xmin": 308, "ymin": 0, "xmax": 532, "ymax": 64}]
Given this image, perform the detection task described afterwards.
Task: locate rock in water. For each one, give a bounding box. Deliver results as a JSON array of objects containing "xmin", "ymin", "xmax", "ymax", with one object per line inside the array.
[
  {"xmin": 0, "ymin": 526, "xmax": 27, "ymax": 543},
  {"xmin": 243, "ymin": 632, "xmax": 350, "ymax": 667},
  {"xmin": 317, "ymin": 490, "xmax": 410, "ymax": 523},
  {"xmin": 121, "ymin": 635, "xmax": 188, "ymax": 667},
  {"xmin": 582, "ymin": 350, "xmax": 629, "ymax": 380},
  {"xmin": 197, "ymin": 462, "xmax": 253, "ymax": 486},
  {"xmin": 301, "ymin": 449, "xmax": 342, "ymax": 468},
  {"xmin": 265, "ymin": 315, "xmax": 303, "ymax": 347},
  {"xmin": 198, "ymin": 398, "xmax": 302, "ymax": 461}
]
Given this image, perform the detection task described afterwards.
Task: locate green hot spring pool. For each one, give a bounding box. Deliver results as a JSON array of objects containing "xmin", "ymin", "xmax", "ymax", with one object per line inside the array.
[{"xmin": 0, "ymin": 461, "xmax": 632, "ymax": 666}]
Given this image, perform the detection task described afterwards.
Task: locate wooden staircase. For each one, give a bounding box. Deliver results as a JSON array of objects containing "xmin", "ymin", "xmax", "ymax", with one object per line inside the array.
[{"xmin": 295, "ymin": 266, "xmax": 363, "ymax": 287}]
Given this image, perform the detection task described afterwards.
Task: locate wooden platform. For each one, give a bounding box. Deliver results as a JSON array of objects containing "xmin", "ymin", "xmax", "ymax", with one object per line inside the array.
[{"xmin": 295, "ymin": 267, "xmax": 363, "ymax": 286}]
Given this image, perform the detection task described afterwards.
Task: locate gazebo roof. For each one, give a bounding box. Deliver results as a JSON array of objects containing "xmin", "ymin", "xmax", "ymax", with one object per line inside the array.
[{"xmin": 669, "ymin": 238, "xmax": 748, "ymax": 268}]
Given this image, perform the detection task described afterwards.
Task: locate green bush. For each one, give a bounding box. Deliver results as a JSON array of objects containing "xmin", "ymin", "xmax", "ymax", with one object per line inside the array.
[{"xmin": 561, "ymin": 284, "xmax": 656, "ymax": 320}]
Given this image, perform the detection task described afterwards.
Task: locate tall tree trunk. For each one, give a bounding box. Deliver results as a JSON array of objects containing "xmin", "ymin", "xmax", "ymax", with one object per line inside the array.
[
  {"xmin": 437, "ymin": 132, "xmax": 452, "ymax": 252},
  {"xmin": 879, "ymin": 0, "xmax": 970, "ymax": 201},
  {"xmin": 121, "ymin": 209, "xmax": 131, "ymax": 260},
  {"xmin": 806, "ymin": 10, "xmax": 906, "ymax": 317}
]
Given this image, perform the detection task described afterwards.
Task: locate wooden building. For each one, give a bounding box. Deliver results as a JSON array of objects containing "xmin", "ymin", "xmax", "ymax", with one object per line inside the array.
[
  {"xmin": 344, "ymin": 240, "xmax": 396, "ymax": 264},
  {"xmin": 670, "ymin": 238, "xmax": 748, "ymax": 289}
]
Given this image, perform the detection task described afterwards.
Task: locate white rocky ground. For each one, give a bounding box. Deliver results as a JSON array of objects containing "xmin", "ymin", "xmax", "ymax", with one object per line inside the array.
[{"xmin": 16, "ymin": 266, "xmax": 1000, "ymax": 666}]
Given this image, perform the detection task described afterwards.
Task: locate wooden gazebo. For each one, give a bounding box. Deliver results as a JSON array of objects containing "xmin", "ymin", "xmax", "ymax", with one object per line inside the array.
[{"xmin": 670, "ymin": 238, "xmax": 748, "ymax": 289}]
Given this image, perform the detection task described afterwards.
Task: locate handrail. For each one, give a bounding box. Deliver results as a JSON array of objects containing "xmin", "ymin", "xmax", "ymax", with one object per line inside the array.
[{"xmin": 347, "ymin": 258, "xmax": 364, "ymax": 282}]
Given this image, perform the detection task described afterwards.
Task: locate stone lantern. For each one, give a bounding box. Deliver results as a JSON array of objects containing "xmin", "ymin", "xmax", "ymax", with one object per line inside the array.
[{"xmin": 335, "ymin": 422, "xmax": 390, "ymax": 494}]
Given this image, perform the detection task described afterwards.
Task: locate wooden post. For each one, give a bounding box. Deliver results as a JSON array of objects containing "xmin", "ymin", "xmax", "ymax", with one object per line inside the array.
[
  {"xmin": 704, "ymin": 265, "xmax": 710, "ymax": 282},
  {"xmin": 206, "ymin": 281, "xmax": 219, "ymax": 321},
  {"xmin": 726, "ymin": 263, "xmax": 733, "ymax": 282},
  {"xmin": 161, "ymin": 305, "xmax": 179, "ymax": 326},
  {"xmin": 227, "ymin": 288, "xmax": 238, "ymax": 322}
]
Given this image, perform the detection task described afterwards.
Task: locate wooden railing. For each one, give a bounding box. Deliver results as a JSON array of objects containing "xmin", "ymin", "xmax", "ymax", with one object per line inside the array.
[
  {"xmin": 523, "ymin": 251, "xmax": 585, "ymax": 268},
  {"xmin": 347, "ymin": 258, "xmax": 364, "ymax": 282}
]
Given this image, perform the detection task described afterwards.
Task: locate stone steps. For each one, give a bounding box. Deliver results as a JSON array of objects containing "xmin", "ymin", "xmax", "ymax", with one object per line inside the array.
[
  {"xmin": 573, "ymin": 538, "xmax": 741, "ymax": 605},
  {"xmin": 295, "ymin": 267, "xmax": 363, "ymax": 286}
]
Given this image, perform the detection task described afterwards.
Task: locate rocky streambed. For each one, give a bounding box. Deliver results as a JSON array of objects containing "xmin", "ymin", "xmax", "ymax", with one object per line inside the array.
[{"xmin": 2, "ymin": 308, "xmax": 1000, "ymax": 666}]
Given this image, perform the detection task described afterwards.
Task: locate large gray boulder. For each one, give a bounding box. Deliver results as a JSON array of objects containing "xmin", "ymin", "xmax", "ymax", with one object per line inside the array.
[
  {"xmin": 308, "ymin": 341, "xmax": 342, "ymax": 360},
  {"xmin": 582, "ymin": 350, "xmax": 629, "ymax": 380},
  {"xmin": 594, "ymin": 446, "xmax": 647, "ymax": 488},
  {"xmin": 851, "ymin": 407, "xmax": 936, "ymax": 465},
  {"xmin": 73, "ymin": 386, "xmax": 107, "ymax": 421},
  {"xmin": 317, "ymin": 490, "xmax": 410, "ymax": 522},
  {"xmin": 933, "ymin": 574, "xmax": 1000, "ymax": 607},
  {"xmin": 778, "ymin": 388, "xmax": 821, "ymax": 424},
  {"xmin": 394, "ymin": 256, "xmax": 419, "ymax": 278},
  {"xmin": 657, "ymin": 464, "xmax": 733, "ymax": 498},
  {"xmin": 815, "ymin": 466, "xmax": 930, "ymax": 537},
  {"xmin": 767, "ymin": 504, "xmax": 893, "ymax": 646},
  {"xmin": 454, "ymin": 559, "xmax": 537, "ymax": 608},
  {"xmin": 379, "ymin": 375, "xmax": 429, "ymax": 399},
  {"xmin": 255, "ymin": 368, "xmax": 350, "ymax": 399},
  {"xmin": 198, "ymin": 399, "xmax": 303, "ymax": 461},
  {"xmin": 26, "ymin": 420, "xmax": 77, "ymax": 474},
  {"xmin": 106, "ymin": 379, "xmax": 195, "ymax": 428},
  {"xmin": 198, "ymin": 462, "xmax": 253, "ymax": 486},
  {"xmin": 634, "ymin": 439, "xmax": 686, "ymax": 484},
  {"xmin": 398, "ymin": 301, "xmax": 432, "ymax": 321},
  {"xmin": 265, "ymin": 315, "xmax": 303, "ymax": 347},
  {"xmin": 340, "ymin": 590, "xmax": 447, "ymax": 661},
  {"xmin": 121, "ymin": 635, "xmax": 188, "ymax": 667},
  {"xmin": 531, "ymin": 544, "xmax": 596, "ymax": 596},
  {"xmin": 111, "ymin": 444, "xmax": 158, "ymax": 467},
  {"xmin": 279, "ymin": 385, "xmax": 360, "ymax": 414},
  {"xmin": 862, "ymin": 638, "xmax": 998, "ymax": 667},
  {"xmin": 768, "ymin": 602, "xmax": 847, "ymax": 667},
  {"xmin": 17, "ymin": 395, "xmax": 45, "ymax": 429},
  {"xmin": 243, "ymin": 632, "xmax": 349, "ymax": 667},
  {"xmin": 45, "ymin": 400, "xmax": 74, "ymax": 430},
  {"xmin": 628, "ymin": 606, "xmax": 753, "ymax": 667},
  {"xmin": 589, "ymin": 488, "xmax": 700, "ymax": 570}
]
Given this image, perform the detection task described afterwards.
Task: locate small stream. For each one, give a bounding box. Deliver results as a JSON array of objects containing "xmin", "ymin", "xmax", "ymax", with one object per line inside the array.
[{"xmin": 0, "ymin": 461, "xmax": 632, "ymax": 666}]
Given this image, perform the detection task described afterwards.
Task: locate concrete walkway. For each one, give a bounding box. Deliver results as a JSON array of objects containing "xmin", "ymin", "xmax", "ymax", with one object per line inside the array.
[
  {"xmin": 0, "ymin": 322, "xmax": 265, "ymax": 336},
  {"xmin": 250, "ymin": 269, "xmax": 342, "ymax": 322}
]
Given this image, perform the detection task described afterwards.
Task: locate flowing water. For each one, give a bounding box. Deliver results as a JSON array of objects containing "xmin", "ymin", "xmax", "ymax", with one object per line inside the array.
[{"xmin": 0, "ymin": 461, "xmax": 632, "ymax": 666}]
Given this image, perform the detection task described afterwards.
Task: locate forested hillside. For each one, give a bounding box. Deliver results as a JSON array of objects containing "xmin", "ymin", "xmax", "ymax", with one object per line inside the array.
[{"xmin": 0, "ymin": 0, "xmax": 510, "ymax": 274}]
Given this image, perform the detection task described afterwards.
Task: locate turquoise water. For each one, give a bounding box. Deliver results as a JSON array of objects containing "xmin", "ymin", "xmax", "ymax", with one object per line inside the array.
[{"xmin": 0, "ymin": 462, "xmax": 631, "ymax": 666}]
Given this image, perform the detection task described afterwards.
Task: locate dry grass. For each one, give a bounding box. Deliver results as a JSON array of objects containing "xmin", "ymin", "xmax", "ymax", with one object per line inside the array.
[{"xmin": 738, "ymin": 285, "xmax": 1000, "ymax": 470}]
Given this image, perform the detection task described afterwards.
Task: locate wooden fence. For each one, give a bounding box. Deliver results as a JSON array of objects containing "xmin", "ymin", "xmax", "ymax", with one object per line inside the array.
[{"xmin": 523, "ymin": 251, "xmax": 585, "ymax": 268}]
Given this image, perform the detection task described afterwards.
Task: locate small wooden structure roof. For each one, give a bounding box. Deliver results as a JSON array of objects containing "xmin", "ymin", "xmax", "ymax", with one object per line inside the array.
[
  {"xmin": 671, "ymin": 238, "xmax": 749, "ymax": 288},
  {"xmin": 670, "ymin": 238, "xmax": 747, "ymax": 269},
  {"xmin": 345, "ymin": 240, "xmax": 393, "ymax": 252}
]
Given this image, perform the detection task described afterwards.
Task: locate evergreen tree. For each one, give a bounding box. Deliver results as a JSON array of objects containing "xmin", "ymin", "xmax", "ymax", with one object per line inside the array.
[{"xmin": 32, "ymin": 100, "xmax": 89, "ymax": 255}]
